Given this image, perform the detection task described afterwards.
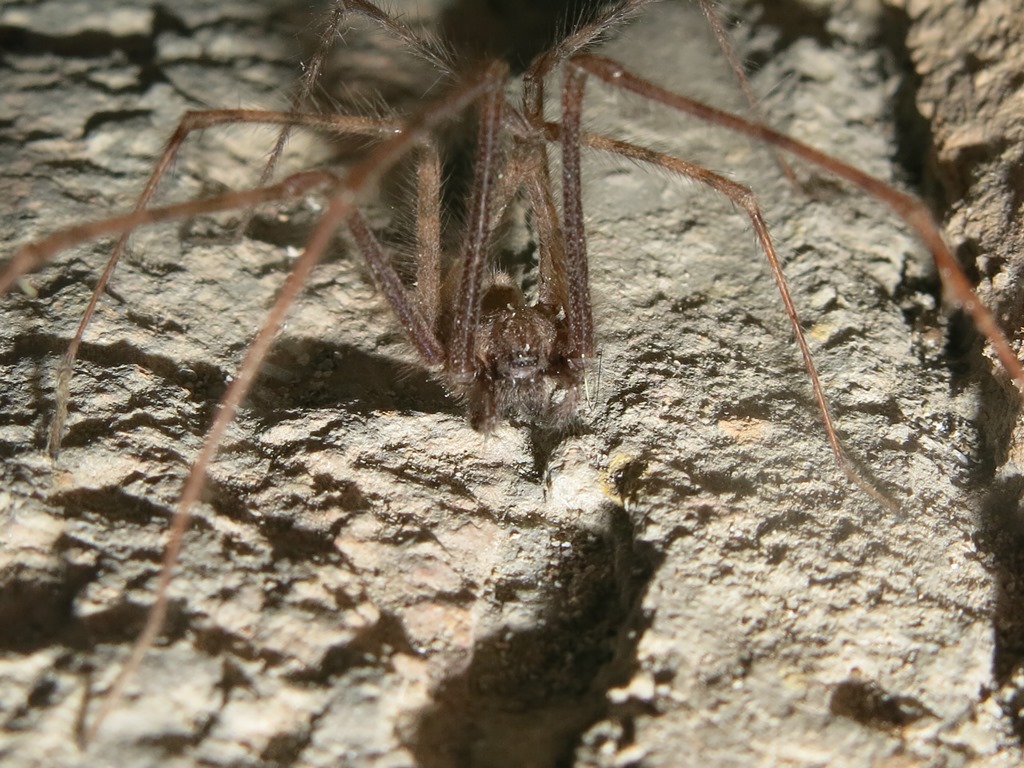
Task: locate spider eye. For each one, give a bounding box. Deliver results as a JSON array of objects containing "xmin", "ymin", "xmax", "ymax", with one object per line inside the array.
[{"xmin": 507, "ymin": 353, "xmax": 540, "ymax": 377}]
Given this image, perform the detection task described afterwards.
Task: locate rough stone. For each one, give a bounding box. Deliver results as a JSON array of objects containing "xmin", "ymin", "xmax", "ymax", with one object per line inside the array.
[{"xmin": 1, "ymin": 0, "xmax": 1022, "ymax": 766}]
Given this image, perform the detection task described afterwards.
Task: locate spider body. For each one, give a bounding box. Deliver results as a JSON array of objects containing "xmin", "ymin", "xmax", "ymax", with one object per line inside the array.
[
  {"xmin": 459, "ymin": 286, "xmax": 577, "ymax": 429},
  {"xmin": 2, "ymin": 0, "xmax": 1023, "ymax": 765}
]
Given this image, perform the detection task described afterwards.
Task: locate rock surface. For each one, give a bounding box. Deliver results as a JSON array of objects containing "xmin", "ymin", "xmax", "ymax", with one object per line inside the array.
[{"xmin": 1, "ymin": 0, "xmax": 1022, "ymax": 766}]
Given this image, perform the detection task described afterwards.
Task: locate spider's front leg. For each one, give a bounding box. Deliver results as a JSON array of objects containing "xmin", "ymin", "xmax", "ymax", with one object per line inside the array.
[
  {"xmin": 556, "ymin": 43, "xmax": 1023, "ymax": 511},
  {"xmin": 559, "ymin": 55, "xmax": 896, "ymax": 509},
  {"xmin": 10, "ymin": 109, "xmax": 396, "ymax": 462},
  {"xmin": 0, "ymin": 53, "xmax": 513, "ymax": 746},
  {"xmin": 545, "ymin": 5, "xmax": 1021, "ymax": 763}
]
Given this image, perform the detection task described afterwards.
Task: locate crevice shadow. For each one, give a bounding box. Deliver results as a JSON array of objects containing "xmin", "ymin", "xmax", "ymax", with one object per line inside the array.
[
  {"xmin": 978, "ymin": 474, "xmax": 1024, "ymax": 743},
  {"xmin": 407, "ymin": 505, "xmax": 661, "ymax": 768},
  {"xmin": 248, "ymin": 337, "xmax": 457, "ymax": 425}
]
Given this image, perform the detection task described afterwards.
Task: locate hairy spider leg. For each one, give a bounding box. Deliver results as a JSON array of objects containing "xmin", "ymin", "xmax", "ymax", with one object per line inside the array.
[
  {"xmin": 557, "ymin": 59, "xmax": 595, "ymax": 364},
  {"xmin": 36, "ymin": 109, "xmax": 399, "ymax": 459},
  {"xmin": 555, "ymin": 58, "xmax": 894, "ymax": 510},
  {"xmin": 448, "ymin": 75, "xmax": 507, "ymax": 378},
  {"xmin": 550, "ymin": 51, "xmax": 1024, "ymax": 509},
  {"xmin": 1, "ymin": 170, "xmax": 336, "ymax": 284},
  {"xmin": 30, "ymin": 0, "xmax": 807, "ymax": 464},
  {"xmin": 415, "ymin": 143, "xmax": 444, "ymax": 329},
  {"xmin": 574, "ymin": 53, "xmax": 1024, "ymax": 389},
  {"xmin": 347, "ymin": 208, "xmax": 444, "ymax": 364},
  {"xmin": 46, "ymin": 60, "xmax": 511, "ymax": 744},
  {"xmin": 251, "ymin": 0, "xmax": 453, "ymax": 233}
]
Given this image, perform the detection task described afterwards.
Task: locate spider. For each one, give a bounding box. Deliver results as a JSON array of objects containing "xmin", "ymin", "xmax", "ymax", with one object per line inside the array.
[{"xmin": 2, "ymin": 0, "xmax": 1022, "ymax": 764}]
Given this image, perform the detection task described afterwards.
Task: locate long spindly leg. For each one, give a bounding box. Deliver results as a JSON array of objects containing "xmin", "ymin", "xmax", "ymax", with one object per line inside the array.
[
  {"xmin": 415, "ymin": 142, "xmax": 444, "ymax": 331},
  {"xmin": 522, "ymin": 148, "xmax": 571, "ymax": 310},
  {"xmin": 691, "ymin": 0, "xmax": 796, "ymax": 182},
  {"xmin": 447, "ymin": 77, "xmax": 506, "ymax": 380},
  {"xmin": 3, "ymin": 59, "xmax": 512, "ymax": 745},
  {"xmin": 348, "ymin": 209, "xmax": 443, "ymax": 365},
  {"xmin": 1, "ymin": 170, "xmax": 339, "ymax": 285},
  {"xmin": 572, "ymin": 52, "xmax": 1024, "ymax": 391},
  {"xmin": 253, "ymin": 0, "xmax": 452, "ymax": 229},
  {"xmin": 521, "ymin": 0, "xmax": 791, "ymax": 175},
  {"xmin": 44, "ymin": 108, "xmax": 400, "ymax": 458},
  {"xmin": 557, "ymin": 59, "xmax": 896, "ymax": 510},
  {"xmin": 522, "ymin": 0, "xmax": 652, "ymax": 123},
  {"xmin": 559, "ymin": 66, "xmax": 596, "ymax": 365}
]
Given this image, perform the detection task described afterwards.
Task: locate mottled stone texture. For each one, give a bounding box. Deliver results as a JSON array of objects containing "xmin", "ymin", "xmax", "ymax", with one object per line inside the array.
[{"xmin": 1, "ymin": 0, "xmax": 1022, "ymax": 766}]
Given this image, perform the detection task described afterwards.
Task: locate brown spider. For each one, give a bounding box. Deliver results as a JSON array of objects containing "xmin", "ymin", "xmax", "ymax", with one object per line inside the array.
[{"xmin": 2, "ymin": 0, "xmax": 1023, "ymax": 763}]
